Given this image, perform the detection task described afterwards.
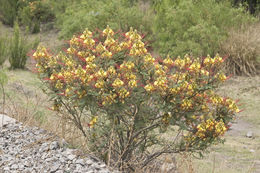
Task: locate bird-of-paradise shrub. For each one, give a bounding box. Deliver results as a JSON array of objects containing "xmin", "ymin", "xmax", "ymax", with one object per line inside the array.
[{"xmin": 33, "ymin": 26, "xmax": 239, "ymax": 171}]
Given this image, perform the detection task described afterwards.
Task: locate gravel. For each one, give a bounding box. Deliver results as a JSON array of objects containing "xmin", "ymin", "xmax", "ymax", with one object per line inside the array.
[{"xmin": 0, "ymin": 122, "xmax": 114, "ymax": 173}]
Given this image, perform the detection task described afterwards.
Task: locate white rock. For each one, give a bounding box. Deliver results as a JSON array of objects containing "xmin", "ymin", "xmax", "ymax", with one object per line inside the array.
[{"xmin": 0, "ymin": 114, "xmax": 16, "ymax": 127}]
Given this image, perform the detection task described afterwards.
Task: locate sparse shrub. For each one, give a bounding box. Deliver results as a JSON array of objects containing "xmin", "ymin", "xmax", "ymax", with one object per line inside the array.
[
  {"xmin": 153, "ymin": 0, "xmax": 256, "ymax": 57},
  {"xmin": 220, "ymin": 23, "xmax": 260, "ymax": 76},
  {"xmin": 0, "ymin": 37, "xmax": 8, "ymax": 67},
  {"xmin": 9, "ymin": 22, "xmax": 32, "ymax": 69},
  {"xmin": 56, "ymin": 0, "xmax": 153, "ymax": 39},
  {"xmin": 33, "ymin": 27, "xmax": 239, "ymax": 171}
]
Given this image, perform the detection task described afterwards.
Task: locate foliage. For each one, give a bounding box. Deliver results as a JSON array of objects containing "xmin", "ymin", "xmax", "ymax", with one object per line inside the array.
[
  {"xmin": 0, "ymin": 0, "xmax": 19, "ymax": 26},
  {"xmin": 220, "ymin": 22, "xmax": 260, "ymax": 76},
  {"xmin": 153, "ymin": 0, "xmax": 256, "ymax": 57},
  {"xmin": 56, "ymin": 0, "xmax": 153, "ymax": 39},
  {"xmin": 33, "ymin": 27, "xmax": 239, "ymax": 171},
  {"xmin": 9, "ymin": 22, "xmax": 35, "ymax": 69},
  {"xmin": 231, "ymin": 0, "xmax": 260, "ymax": 15},
  {"xmin": 0, "ymin": 0, "xmax": 54, "ymax": 32},
  {"xmin": 0, "ymin": 36, "xmax": 8, "ymax": 67},
  {"xmin": 18, "ymin": 0, "xmax": 55, "ymax": 33}
]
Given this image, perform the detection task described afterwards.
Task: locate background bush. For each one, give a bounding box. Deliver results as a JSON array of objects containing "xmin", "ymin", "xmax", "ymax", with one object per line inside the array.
[
  {"xmin": 56, "ymin": 0, "xmax": 154, "ymax": 39},
  {"xmin": 152, "ymin": 0, "xmax": 256, "ymax": 57},
  {"xmin": 0, "ymin": 0, "xmax": 54, "ymax": 33},
  {"xmin": 220, "ymin": 22, "xmax": 260, "ymax": 76},
  {"xmin": 19, "ymin": 0, "xmax": 55, "ymax": 33},
  {"xmin": 0, "ymin": 0, "xmax": 20, "ymax": 26}
]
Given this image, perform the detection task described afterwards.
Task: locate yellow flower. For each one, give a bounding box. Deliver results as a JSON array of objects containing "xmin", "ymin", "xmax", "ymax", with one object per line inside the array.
[
  {"xmin": 218, "ymin": 73, "xmax": 226, "ymax": 81},
  {"xmin": 144, "ymin": 84, "xmax": 155, "ymax": 92},
  {"xmin": 80, "ymin": 28, "xmax": 93, "ymax": 39},
  {"xmin": 86, "ymin": 55, "xmax": 95, "ymax": 63},
  {"xmin": 154, "ymin": 77, "xmax": 168, "ymax": 90},
  {"xmin": 101, "ymin": 50, "xmax": 112, "ymax": 59},
  {"xmin": 108, "ymin": 66, "xmax": 116, "ymax": 75},
  {"xmin": 103, "ymin": 25, "xmax": 114, "ymax": 36},
  {"xmin": 163, "ymin": 55, "xmax": 174, "ymax": 66},
  {"xmin": 125, "ymin": 73, "xmax": 136, "ymax": 80},
  {"xmin": 125, "ymin": 27, "xmax": 134, "ymax": 38},
  {"xmin": 120, "ymin": 41, "xmax": 130, "ymax": 49},
  {"xmin": 121, "ymin": 61, "xmax": 135, "ymax": 70},
  {"xmin": 96, "ymin": 68, "xmax": 107, "ymax": 78},
  {"xmin": 95, "ymin": 80, "xmax": 105, "ymax": 88},
  {"xmin": 174, "ymin": 57, "xmax": 185, "ymax": 68},
  {"xmin": 118, "ymin": 88, "xmax": 130, "ymax": 99},
  {"xmin": 214, "ymin": 54, "xmax": 224, "ymax": 64},
  {"xmin": 189, "ymin": 62, "xmax": 201, "ymax": 72},
  {"xmin": 181, "ymin": 99, "xmax": 192, "ymax": 109},
  {"xmin": 95, "ymin": 43, "xmax": 106, "ymax": 53},
  {"xmin": 55, "ymin": 80, "xmax": 63, "ymax": 89},
  {"xmin": 83, "ymin": 38, "xmax": 95, "ymax": 48},
  {"xmin": 112, "ymin": 78, "xmax": 124, "ymax": 88},
  {"xmin": 143, "ymin": 54, "xmax": 155, "ymax": 64},
  {"xmin": 89, "ymin": 116, "xmax": 98, "ymax": 128},
  {"xmin": 128, "ymin": 80, "xmax": 137, "ymax": 88},
  {"xmin": 104, "ymin": 35, "xmax": 115, "ymax": 46}
]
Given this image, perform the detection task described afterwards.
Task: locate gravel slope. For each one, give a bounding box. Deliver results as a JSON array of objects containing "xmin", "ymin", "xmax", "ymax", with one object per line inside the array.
[{"xmin": 0, "ymin": 121, "xmax": 113, "ymax": 173}]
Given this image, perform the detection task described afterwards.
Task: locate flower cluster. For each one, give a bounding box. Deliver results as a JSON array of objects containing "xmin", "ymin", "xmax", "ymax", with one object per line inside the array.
[{"xmin": 196, "ymin": 119, "xmax": 227, "ymax": 139}]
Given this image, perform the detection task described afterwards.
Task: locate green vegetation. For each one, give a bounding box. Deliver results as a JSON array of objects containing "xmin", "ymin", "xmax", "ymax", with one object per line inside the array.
[
  {"xmin": 0, "ymin": 0, "xmax": 54, "ymax": 32},
  {"xmin": 56, "ymin": 0, "xmax": 153, "ymax": 39},
  {"xmin": 0, "ymin": 0, "xmax": 19, "ymax": 26},
  {"xmin": 153, "ymin": 0, "xmax": 256, "ymax": 57},
  {"xmin": 19, "ymin": 0, "xmax": 55, "ymax": 33},
  {"xmin": 9, "ymin": 22, "xmax": 36, "ymax": 69}
]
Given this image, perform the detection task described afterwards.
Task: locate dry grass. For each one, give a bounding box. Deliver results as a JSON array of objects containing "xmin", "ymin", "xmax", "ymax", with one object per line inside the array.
[{"xmin": 221, "ymin": 22, "xmax": 260, "ymax": 76}]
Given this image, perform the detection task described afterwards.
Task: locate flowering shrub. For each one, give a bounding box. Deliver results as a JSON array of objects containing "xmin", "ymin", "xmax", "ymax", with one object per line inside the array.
[{"xmin": 33, "ymin": 27, "xmax": 239, "ymax": 171}]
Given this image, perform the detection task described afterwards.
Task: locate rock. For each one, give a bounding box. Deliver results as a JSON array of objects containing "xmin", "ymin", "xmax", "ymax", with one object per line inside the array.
[
  {"xmin": 4, "ymin": 167, "xmax": 10, "ymax": 171},
  {"xmin": 86, "ymin": 159, "xmax": 94, "ymax": 165},
  {"xmin": 50, "ymin": 141, "xmax": 59, "ymax": 150},
  {"xmin": 246, "ymin": 131, "xmax": 253, "ymax": 138},
  {"xmin": 0, "ymin": 114, "xmax": 16, "ymax": 128},
  {"xmin": 11, "ymin": 164, "xmax": 19, "ymax": 169},
  {"xmin": 50, "ymin": 163, "xmax": 60, "ymax": 172},
  {"xmin": 76, "ymin": 158, "xmax": 85, "ymax": 165},
  {"xmin": 249, "ymin": 149, "xmax": 255, "ymax": 153},
  {"xmin": 67, "ymin": 154, "xmax": 77, "ymax": 161}
]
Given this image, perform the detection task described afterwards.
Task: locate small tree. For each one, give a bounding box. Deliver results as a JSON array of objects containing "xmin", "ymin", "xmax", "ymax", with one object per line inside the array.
[{"xmin": 33, "ymin": 27, "xmax": 239, "ymax": 171}]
